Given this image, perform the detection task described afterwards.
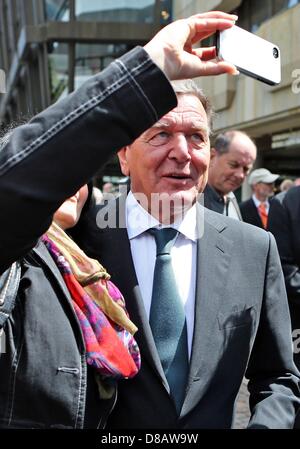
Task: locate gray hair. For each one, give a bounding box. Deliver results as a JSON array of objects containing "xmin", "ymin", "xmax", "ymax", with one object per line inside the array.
[
  {"xmin": 213, "ymin": 130, "xmax": 256, "ymax": 155},
  {"xmin": 170, "ymin": 79, "xmax": 213, "ymax": 130}
]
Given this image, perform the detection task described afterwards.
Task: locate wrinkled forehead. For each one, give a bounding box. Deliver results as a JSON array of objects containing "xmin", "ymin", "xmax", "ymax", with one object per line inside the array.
[
  {"xmin": 229, "ymin": 135, "xmax": 257, "ymax": 161},
  {"xmin": 155, "ymin": 95, "xmax": 209, "ymax": 130},
  {"xmin": 226, "ymin": 139, "xmax": 256, "ymax": 162},
  {"xmin": 225, "ymin": 149, "xmax": 255, "ymax": 168}
]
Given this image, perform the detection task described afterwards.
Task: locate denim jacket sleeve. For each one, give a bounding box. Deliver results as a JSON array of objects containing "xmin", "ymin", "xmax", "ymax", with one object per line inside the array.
[{"xmin": 0, "ymin": 47, "xmax": 177, "ymax": 274}]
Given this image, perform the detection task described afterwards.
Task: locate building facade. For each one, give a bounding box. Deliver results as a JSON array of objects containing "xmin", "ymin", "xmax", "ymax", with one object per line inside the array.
[{"xmin": 174, "ymin": 0, "xmax": 300, "ymax": 197}]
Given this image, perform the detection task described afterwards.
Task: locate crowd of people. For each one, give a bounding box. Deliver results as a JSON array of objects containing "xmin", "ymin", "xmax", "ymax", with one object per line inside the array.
[
  {"xmin": 204, "ymin": 132, "xmax": 300, "ymax": 427},
  {"xmin": 0, "ymin": 11, "xmax": 299, "ymax": 430}
]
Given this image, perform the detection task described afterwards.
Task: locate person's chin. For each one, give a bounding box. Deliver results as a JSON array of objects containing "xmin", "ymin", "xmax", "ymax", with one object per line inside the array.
[
  {"xmin": 60, "ymin": 215, "xmax": 79, "ymax": 230},
  {"xmin": 226, "ymin": 181, "xmax": 240, "ymax": 192}
]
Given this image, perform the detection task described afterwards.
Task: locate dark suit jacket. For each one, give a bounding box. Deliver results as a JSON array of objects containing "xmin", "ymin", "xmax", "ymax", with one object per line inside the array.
[
  {"xmin": 268, "ymin": 186, "xmax": 300, "ymax": 370},
  {"xmin": 203, "ymin": 184, "xmax": 243, "ymax": 220},
  {"xmin": 79, "ymin": 196, "xmax": 300, "ymax": 429},
  {"xmin": 239, "ymin": 198, "xmax": 264, "ymax": 228}
]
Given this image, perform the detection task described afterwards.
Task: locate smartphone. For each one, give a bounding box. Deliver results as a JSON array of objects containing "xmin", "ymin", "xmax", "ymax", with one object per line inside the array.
[{"xmin": 215, "ymin": 25, "xmax": 281, "ymax": 86}]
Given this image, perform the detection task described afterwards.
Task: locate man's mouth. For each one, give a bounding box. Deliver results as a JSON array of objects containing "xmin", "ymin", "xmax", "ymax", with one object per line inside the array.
[
  {"xmin": 164, "ymin": 173, "xmax": 191, "ymax": 180},
  {"xmin": 229, "ymin": 180, "xmax": 241, "ymax": 188}
]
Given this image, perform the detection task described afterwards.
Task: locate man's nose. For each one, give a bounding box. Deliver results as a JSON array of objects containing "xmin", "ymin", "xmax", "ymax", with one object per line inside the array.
[
  {"xmin": 234, "ymin": 167, "xmax": 245, "ymax": 180},
  {"xmin": 168, "ymin": 133, "xmax": 191, "ymax": 162}
]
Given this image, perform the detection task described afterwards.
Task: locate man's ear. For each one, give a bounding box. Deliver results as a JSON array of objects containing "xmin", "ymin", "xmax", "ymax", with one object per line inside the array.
[
  {"xmin": 210, "ymin": 147, "xmax": 217, "ymax": 165},
  {"xmin": 118, "ymin": 147, "xmax": 130, "ymax": 176}
]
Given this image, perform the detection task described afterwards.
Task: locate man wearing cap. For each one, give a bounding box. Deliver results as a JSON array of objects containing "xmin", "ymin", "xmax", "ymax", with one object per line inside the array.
[
  {"xmin": 204, "ymin": 130, "xmax": 257, "ymax": 220},
  {"xmin": 239, "ymin": 168, "xmax": 279, "ymax": 229}
]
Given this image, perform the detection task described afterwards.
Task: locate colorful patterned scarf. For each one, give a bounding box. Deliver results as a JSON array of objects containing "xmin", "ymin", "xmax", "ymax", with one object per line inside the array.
[{"xmin": 42, "ymin": 222, "xmax": 140, "ymax": 379}]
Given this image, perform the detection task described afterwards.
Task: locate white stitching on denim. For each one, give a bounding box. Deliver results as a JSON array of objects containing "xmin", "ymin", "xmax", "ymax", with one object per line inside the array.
[
  {"xmin": 0, "ymin": 263, "xmax": 16, "ymax": 305},
  {"xmin": 129, "ymin": 56, "xmax": 151, "ymax": 74},
  {"xmin": 74, "ymin": 359, "xmax": 81, "ymax": 428},
  {"xmin": 74, "ymin": 354, "xmax": 86, "ymax": 429},
  {"xmin": 57, "ymin": 366, "xmax": 79, "ymax": 374},
  {"xmin": 0, "ymin": 76, "xmax": 125, "ymax": 176},
  {"xmin": 0, "ymin": 56, "xmax": 152, "ymax": 176},
  {"xmin": 116, "ymin": 59, "xmax": 158, "ymax": 122},
  {"xmin": 7, "ymin": 339, "xmax": 24, "ymax": 426}
]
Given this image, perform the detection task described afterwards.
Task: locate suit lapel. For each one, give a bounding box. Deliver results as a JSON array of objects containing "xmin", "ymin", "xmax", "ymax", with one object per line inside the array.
[{"xmin": 181, "ymin": 207, "xmax": 233, "ymax": 416}]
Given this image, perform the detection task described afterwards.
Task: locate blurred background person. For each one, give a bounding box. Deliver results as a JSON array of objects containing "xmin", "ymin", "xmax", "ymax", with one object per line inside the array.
[
  {"xmin": 280, "ymin": 178, "xmax": 295, "ymax": 192},
  {"xmin": 268, "ymin": 185, "xmax": 300, "ymax": 428},
  {"xmin": 239, "ymin": 168, "xmax": 279, "ymax": 229},
  {"xmin": 204, "ymin": 130, "xmax": 257, "ymax": 220}
]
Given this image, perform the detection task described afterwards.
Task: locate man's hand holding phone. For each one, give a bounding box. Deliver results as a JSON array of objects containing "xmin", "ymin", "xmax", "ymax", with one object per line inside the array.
[
  {"xmin": 144, "ymin": 11, "xmax": 239, "ymax": 80},
  {"xmin": 216, "ymin": 25, "xmax": 281, "ymax": 85}
]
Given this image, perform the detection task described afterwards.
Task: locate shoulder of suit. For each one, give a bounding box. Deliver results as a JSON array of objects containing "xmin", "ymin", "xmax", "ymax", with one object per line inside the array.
[
  {"xmin": 202, "ymin": 205, "xmax": 269, "ymax": 244},
  {"xmin": 239, "ymin": 198, "xmax": 253, "ymax": 208},
  {"xmin": 281, "ymin": 185, "xmax": 300, "ymax": 207}
]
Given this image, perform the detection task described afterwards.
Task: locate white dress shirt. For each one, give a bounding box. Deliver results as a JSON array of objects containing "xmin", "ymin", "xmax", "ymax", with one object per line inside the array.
[
  {"xmin": 226, "ymin": 191, "xmax": 241, "ymax": 220},
  {"xmin": 126, "ymin": 191, "xmax": 197, "ymax": 358}
]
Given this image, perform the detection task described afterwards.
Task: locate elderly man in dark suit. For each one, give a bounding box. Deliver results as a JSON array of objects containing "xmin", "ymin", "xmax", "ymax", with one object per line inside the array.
[
  {"xmin": 268, "ymin": 186, "xmax": 300, "ymax": 428},
  {"xmin": 268, "ymin": 187, "xmax": 300, "ymax": 323},
  {"xmin": 240, "ymin": 168, "xmax": 279, "ymax": 228},
  {"xmin": 268, "ymin": 186, "xmax": 300, "ymax": 429},
  {"xmin": 79, "ymin": 78, "xmax": 300, "ymax": 429}
]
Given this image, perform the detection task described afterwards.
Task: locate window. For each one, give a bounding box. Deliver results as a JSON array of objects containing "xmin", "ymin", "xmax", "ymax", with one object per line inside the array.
[
  {"xmin": 74, "ymin": 43, "xmax": 133, "ymax": 90},
  {"xmin": 233, "ymin": 0, "xmax": 300, "ymax": 32},
  {"xmin": 48, "ymin": 42, "xmax": 69, "ymax": 102},
  {"xmin": 45, "ymin": 0, "xmax": 70, "ymax": 21},
  {"xmin": 250, "ymin": 0, "xmax": 272, "ymax": 31},
  {"xmin": 75, "ymin": 0, "xmax": 156, "ymax": 23}
]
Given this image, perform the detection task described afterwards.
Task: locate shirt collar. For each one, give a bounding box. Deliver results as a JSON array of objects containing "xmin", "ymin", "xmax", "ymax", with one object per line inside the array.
[
  {"xmin": 226, "ymin": 191, "xmax": 235, "ymax": 200},
  {"xmin": 252, "ymin": 194, "xmax": 268, "ymax": 208},
  {"xmin": 207, "ymin": 184, "xmax": 237, "ymax": 205},
  {"xmin": 207, "ymin": 184, "xmax": 237, "ymax": 204},
  {"xmin": 126, "ymin": 191, "xmax": 197, "ymax": 242}
]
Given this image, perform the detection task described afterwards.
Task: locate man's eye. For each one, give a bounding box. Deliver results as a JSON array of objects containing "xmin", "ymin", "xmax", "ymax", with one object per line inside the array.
[
  {"xmin": 149, "ymin": 132, "xmax": 170, "ymax": 146},
  {"xmin": 190, "ymin": 133, "xmax": 205, "ymax": 146},
  {"xmin": 191, "ymin": 133, "xmax": 203, "ymax": 141}
]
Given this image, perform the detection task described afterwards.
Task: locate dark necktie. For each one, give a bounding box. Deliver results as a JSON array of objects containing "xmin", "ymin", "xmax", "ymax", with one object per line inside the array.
[
  {"xmin": 148, "ymin": 227, "xmax": 189, "ymax": 413},
  {"xmin": 224, "ymin": 196, "xmax": 230, "ymax": 216}
]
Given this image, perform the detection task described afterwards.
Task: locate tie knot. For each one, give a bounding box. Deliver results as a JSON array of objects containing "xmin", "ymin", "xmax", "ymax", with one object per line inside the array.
[
  {"xmin": 148, "ymin": 228, "xmax": 178, "ymax": 256},
  {"xmin": 259, "ymin": 202, "xmax": 267, "ymax": 212}
]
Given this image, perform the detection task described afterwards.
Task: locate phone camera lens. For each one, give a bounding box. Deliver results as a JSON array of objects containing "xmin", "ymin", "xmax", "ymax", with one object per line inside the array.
[{"xmin": 273, "ymin": 47, "xmax": 279, "ymax": 58}]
